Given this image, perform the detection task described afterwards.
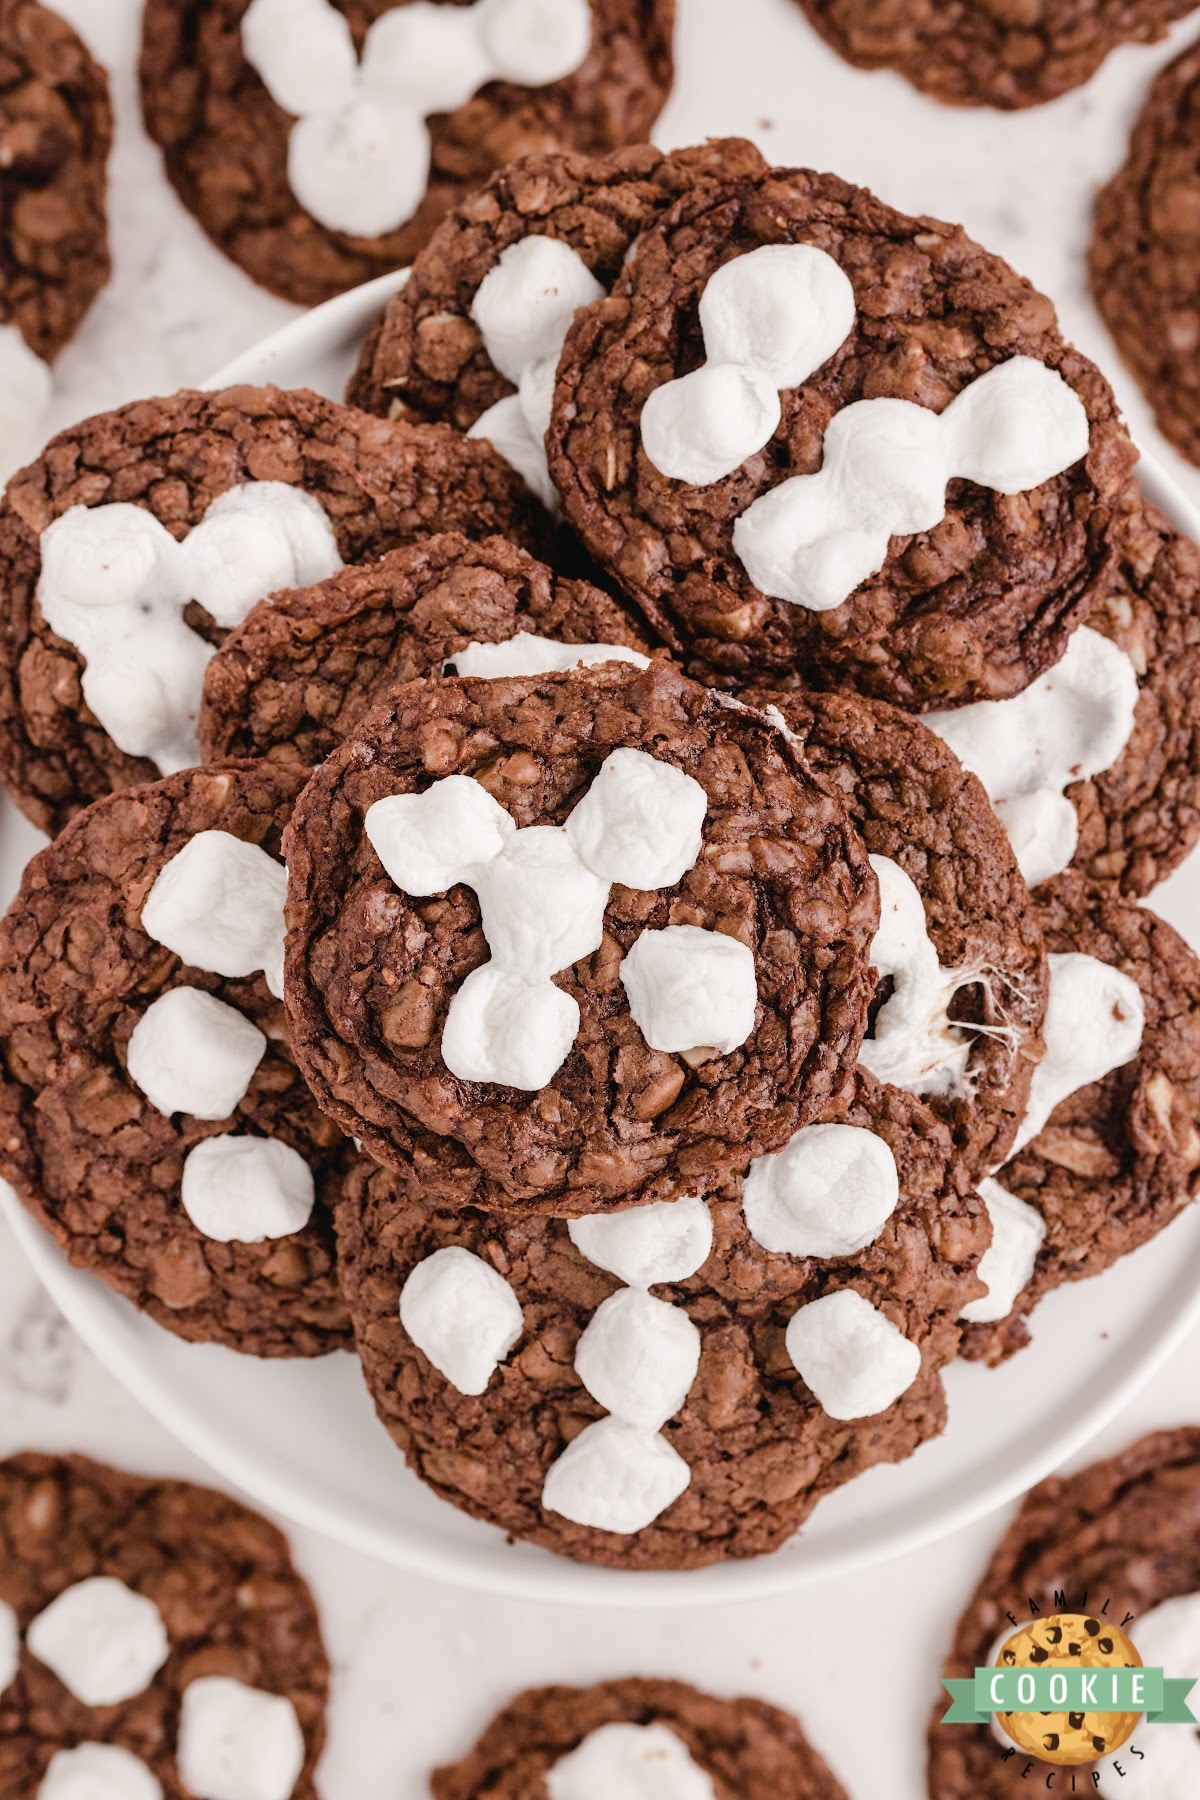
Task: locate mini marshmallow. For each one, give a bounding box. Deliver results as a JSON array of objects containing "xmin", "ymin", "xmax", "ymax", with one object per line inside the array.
[
  {"xmin": 26, "ymin": 1576, "xmax": 168, "ymax": 1707},
  {"xmin": 178, "ymin": 483, "xmax": 342, "ymax": 630},
  {"xmin": 365, "ymin": 775, "xmax": 515, "ymax": 894},
  {"xmin": 177, "ymin": 1676, "xmax": 305, "ymax": 1800},
  {"xmin": 785, "ymin": 1288, "xmax": 921, "ymax": 1419},
  {"xmin": 565, "ymin": 748, "xmax": 708, "ymax": 890},
  {"xmin": 733, "ymin": 357, "xmax": 1090, "ymax": 612},
  {"xmin": 568, "ymin": 1195, "xmax": 713, "ymax": 1288},
  {"xmin": 180, "ymin": 1136, "xmax": 315, "ymax": 1243},
  {"xmin": 398, "ymin": 1245, "xmax": 523, "ymax": 1394},
  {"xmin": 0, "ymin": 322, "xmax": 52, "ymax": 463},
  {"xmin": 448, "ymin": 632, "xmax": 649, "ymax": 679},
  {"xmin": 742, "ymin": 1122, "xmax": 900, "ymax": 1259},
  {"xmin": 1011, "ymin": 950, "xmax": 1145, "ymax": 1154},
  {"xmin": 288, "ymin": 93, "xmax": 431, "ymax": 239},
  {"xmin": 472, "ymin": 827, "xmax": 609, "ymax": 978},
  {"xmin": 621, "ymin": 924, "xmax": 758, "ymax": 1058},
  {"xmin": 141, "ymin": 831, "xmax": 288, "ymax": 1000},
  {"xmin": 857, "ymin": 855, "xmax": 972, "ymax": 1098},
  {"xmin": 0, "ymin": 1598, "xmax": 18, "ymax": 1695},
  {"xmin": 440, "ymin": 961, "xmax": 581, "ymax": 1089},
  {"xmin": 241, "ymin": 0, "xmax": 357, "ymax": 113},
  {"xmin": 39, "ymin": 1745, "xmax": 163, "ymax": 1800},
  {"xmin": 925, "ymin": 628, "xmax": 1140, "ymax": 888},
  {"xmin": 959, "ymin": 1177, "xmax": 1046, "ymax": 1325},
  {"xmin": 469, "ymin": 396, "xmax": 559, "ymax": 511},
  {"xmin": 547, "ymin": 1723, "xmax": 717, "ymax": 1800},
  {"xmin": 126, "ymin": 987, "xmax": 267, "ymax": 1121},
  {"xmin": 477, "ymin": 0, "xmax": 594, "ymax": 87},
  {"xmin": 642, "ymin": 244, "xmax": 856, "ymax": 485},
  {"xmin": 361, "ymin": 2, "xmax": 491, "ymax": 111},
  {"xmin": 541, "ymin": 1416, "xmax": 690, "ymax": 1534},
  {"xmin": 574, "ymin": 1288, "xmax": 701, "ymax": 1430},
  {"xmin": 1096, "ymin": 1594, "xmax": 1200, "ymax": 1800}
]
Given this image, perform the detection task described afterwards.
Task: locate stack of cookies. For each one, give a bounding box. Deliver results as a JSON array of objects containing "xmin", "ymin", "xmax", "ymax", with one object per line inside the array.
[{"xmin": 1, "ymin": 137, "xmax": 1198, "ymax": 1574}]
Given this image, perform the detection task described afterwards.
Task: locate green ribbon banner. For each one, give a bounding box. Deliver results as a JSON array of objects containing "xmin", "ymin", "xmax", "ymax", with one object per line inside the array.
[{"xmin": 942, "ymin": 1667, "xmax": 1197, "ymax": 1727}]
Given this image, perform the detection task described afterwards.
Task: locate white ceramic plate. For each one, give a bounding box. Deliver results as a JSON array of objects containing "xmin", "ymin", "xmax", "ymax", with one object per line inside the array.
[{"xmin": 4, "ymin": 273, "xmax": 1200, "ymax": 1607}]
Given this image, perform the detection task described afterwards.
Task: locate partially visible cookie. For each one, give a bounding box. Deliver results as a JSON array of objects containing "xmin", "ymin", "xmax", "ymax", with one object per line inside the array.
[
  {"xmin": 928, "ymin": 1428, "xmax": 1200, "ymax": 1797},
  {"xmin": 139, "ymin": 0, "xmax": 676, "ymax": 309},
  {"xmin": 960, "ymin": 872, "xmax": 1200, "ymax": 1364},
  {"xmin": 797, "ymin": 0, "xmax": 1196, "ymax": 110},
  {"xmin": 334, "ymin": 1074, "xmax": 987, "ymax": 1568},
  {"xmin": 0, "ymin": 763, "xmax": 352, "ymax": 1358},
  {"xmin": 199, "ymin": 531, "xmax": 652, "ymax": 770},
  {"xmin": 0, "ymin": 1451, "xmax": 327, "ymax": 1800},
  {"xmin": 431, "ymin": 1677, "xmax": 848, "ymax": 1798},
  {"xmin": 0, "ymin": 0, "xmax": 111, "ymax": 450},
  {"xmin": 0, "ymin": 384, "xmax": 543, "ymax": 835},
  {"xmin": 549, "ymin": 166, "xmax": 1135, "ymax": 710},
  {"xmin": 284, "ymin": 659, "xmax": 879, "ymax": 1216},
  {"xmin": 1092, "ymin": 40, "xmax": 1200, "ymax": 465},
  {"xmin": 743, "ymin": 685, "xmax": 1047, "ymax": 1178}
]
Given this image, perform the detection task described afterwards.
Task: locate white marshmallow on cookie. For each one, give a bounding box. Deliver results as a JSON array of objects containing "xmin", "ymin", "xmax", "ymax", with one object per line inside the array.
[
  {"xmin": 447, "ymin": 632, "xmax": 649, "ymax": 679},
  {"xmin": 541, "ymin": 1415, "xmax": 691, "ymax": 1535},
  {"xmin": 547, "ymin": 1722, "xmax": 717, "ymax": 1800},
  {"xmin": 1012, "ymin": 950, "xmax": 1144, "ymax": 1155},
  {"xmin": 857, "ymin": 855, "xmax": 975, "ymax": 1099},
  {"xmin": 567, "ymin": 1195, "xmax": 713, "ymax": 1288},
  {"xmin": 959, "ymin": 1177, "xmax": 1046, "ymax": 1325},
  {"xmin": 399, "ymin": 1245, "xmax": 524, "ymax": 1395},
  {"xmin": 785, "ymin": 1288, "xmax": 921, "ymax": 1420},
  {"xmin": 176, "ymin": 1675, "xmax": 305, "ymax": 1800},
  {"xmin": 39, "ymin": 1744, "xmax": 163, "ymax": 1800},
  {"xmin": 141, "ymin": 831, "xmax": 288, "ymax": 1000},
  {"xmin": 743, "ymin": 1120, "xmax": 900, "ymax": 1259},
  {"xmin": 180, "ymin": 1136, "xmax": 315, "ymax": 1244},
  {"xmin": 26, "ymin": 1575, "xmax": 168, "ymax": 1707},
  {"xmin": 126, "ymin": 987, "xmax": 267, "ymax": 1121},
  {"xmin": 574, "ymin": 1288, "xmax": 701, "ymax": 1432}
]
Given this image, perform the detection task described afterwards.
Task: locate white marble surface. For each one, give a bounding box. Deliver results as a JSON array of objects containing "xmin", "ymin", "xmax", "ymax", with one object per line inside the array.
[{"xmin": 4, "ymin": 0, "xmax": 1200, "ymax": 1794}]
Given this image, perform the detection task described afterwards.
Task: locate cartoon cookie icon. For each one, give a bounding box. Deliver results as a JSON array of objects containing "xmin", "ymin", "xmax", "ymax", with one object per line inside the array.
[{"xmin": 995, "ymin": 1613, "xmax": 1142, "ymax": 1765}]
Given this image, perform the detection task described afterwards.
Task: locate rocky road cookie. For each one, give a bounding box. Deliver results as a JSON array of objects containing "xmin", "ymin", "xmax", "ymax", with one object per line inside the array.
[
  {"xmin": 0, "ymin": 1451, "xmax": 327, "ymax": 1800},
  {"xmin": 796, "ymin": 1, "xmax": 1196, "ymax": 111},
  {"xmin": 929, "ymin": 1428, "xmax": 1200, "ymax": 1796},
  {"xmin": 1092, "ymin": 40, "xmax": 1200, "ymax": 466},
  {"xmin": 431, "ymin": 1676, "xmax": 848, "ymax": 1798},
  {"xmin": 0, "ymin": 383, "xmax": 543, "ymax": 835},
  {"xmin": 744, "ymin": 686, "xmax": 1048, "ymax": 1178},
  {"xmin": 139, "ymin": 0, "xmax": 676, "ymax": 309},
  {"xmin": 199, "ymin": 531, "xmax": 652, "ymax": 770},
  {"xmin": 0, "ymin": 763, "xmax": 352, "ymax": 1357},
  {"xmin": 0, "ymin": 1, "xmax": 111, "ymax": 454},
  {"xmin": 334, "ymin": 1071, "xmax": 986, "ymax": 1568},
  {"xmin": 285, "ymin": 659, "xmax": 879, "ymax": 1216},
  {"xmin": 347, "ymin": 138, "xmax": 766, "ymax": 505},
  {"xmin": 548, "ymin": 166, "xmax": 1136, "ymax": 710},
  {"xmin": 960, "ymin": 872, "xmax": 1200, "ymax": 1363}
]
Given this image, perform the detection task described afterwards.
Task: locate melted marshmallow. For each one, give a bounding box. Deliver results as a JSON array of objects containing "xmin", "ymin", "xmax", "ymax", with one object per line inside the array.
[
  {"xmin": 244, "ymin": 0, "xmax": 590, "ymax": 239},
  {"xmin": 366, "ymin": 751, "xmax": 708, "ymax": 1089},
  {"xmin": 399, "ymin": 1245, "xmax": 523, "ymax": 1394},
  {"xmin": 1012, "ymin": 950, "xmax": 1145, "ymax": 1155},
  {"xmin": 743, "ymin": 1121, "xmax": 899, "ymax": 1259},
  {"xmin": 959, "ymin": 1177, "xmax": 1046, "ymax": 1324},
  {"xmin": 0, "ymin": 322, "xmax": 52, "ymax": 465},
  {"xmin": 126, "ymin": 987, "xmax": 267, "ymax": 1120},
  {"xmin": 141, "ymin": 832, "xmax": 289, "ymax": 1000},
  {"xmin": 641, "ymin": 244, "xmax": 855, "ymax": 485},
  {"xmin": 447, "ymin": 632, "xmax": 649, "ymax": 679},
  {"xmin": 39, "ymin": 1745, "xmax": 162, "ymax": 1800},
  {"xmin": 37, "ymin": 486, "xmax": 340, "ymax": 773},
  {"xmin": 541, "ymin": 1416, "xmax": 691, "ymax": 1534},
  {"xmin": 785, "ymin": 1288, "xmax": 921, "ymax": 1420},
  {"xmin": 0, "ymin": 1598, "xmax": 18, "ymax": 1695},
  {"xmin": 857, "ymin": 855, "xmax": 973, "ymax": 1098},
  {"xmin": 1096, "ymin": 1594, "xmax": 1200, "ymax": 1799},
  {"xmin": 180, "ymin": 1136, "xmax": 315, "ymax": 1243},
  {"xmin": 567, "ymin": 1195, "xmax": 713, "ymax": 1287},
  {"xmin": 468, "ymin": 236, "xmax": 605, "ymax": 508},
  {"xmin": 734, "ymin": 356, "xmax": 1090, "ymax": 611},
  {"xmin": 574, "ymin": 1288, "xmax": 702, "ymax": 1431},
  {"xmin": 547, "ymin": 1723, "xmax": 717, "ymax": 1800},
  {"xmin": 177, "ymin": 1676, "xmax": 305, "ymax": 1800},
  {"xmin": 26, "ymin": 1576, "xmax": 168, "ymax": 1707},
  {"xmin": 621, "ymin": 925, "xmax": 758, "ymax": 1059},
  {"xmin": 925, "ymin": 627, "xmax": 1140, "ymax": 887}
]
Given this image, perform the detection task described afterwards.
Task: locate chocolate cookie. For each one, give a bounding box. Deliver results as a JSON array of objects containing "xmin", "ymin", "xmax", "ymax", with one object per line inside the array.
[
  {"xmin": 928, "ymin": 1428, "xmax": 1200, "ymax": 1797},
  {"xmin": 796, "ymin": 1, "xmax": 1196, "ymax": 111},
  {"xmin": 1092, "ymin": 39, "xmax": 1200, "ymax": 466},
  {"xmin": 961, "ymin": 872, "xmax": 1200, "ymax": 1364},
  {"xmin": 743, "ymin": 686, "xmax": 1048, "ymax": 1178},
  {"xmin": 335, "ymin": 1072, "xmax": 986, "ymax": 1568},
  {"xmin": 199, "ymin": 531, "xmax": 652, "ymax": 770},
  {"xmin": 431, "ymin": 1677, "xmax": 848, "ymax": 1798},
  {"xmin": 0, "ymin": 383, "xmax": 543, "ymax": 835},
  {"xmin": 0, "ymin": 1451, "xmax": 327, "ymax": 1800},
  {"xmin": 0, "ymin": 1, "xmax": 110, "ymax": 450},
  {"xmin": 139, "ymin": 0, "xmax": 675, "ymax": 310},
  {"xmin": 548, "ymin": 166, "xmax": 1136, "ymax": 711},
  {"xmin": 0, "ymin": 762, "xmax": 353, "ymax": 1357},
  {"xmin": 284, "ymin": 659, "xmax": 879, "ymax": 1216}
]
